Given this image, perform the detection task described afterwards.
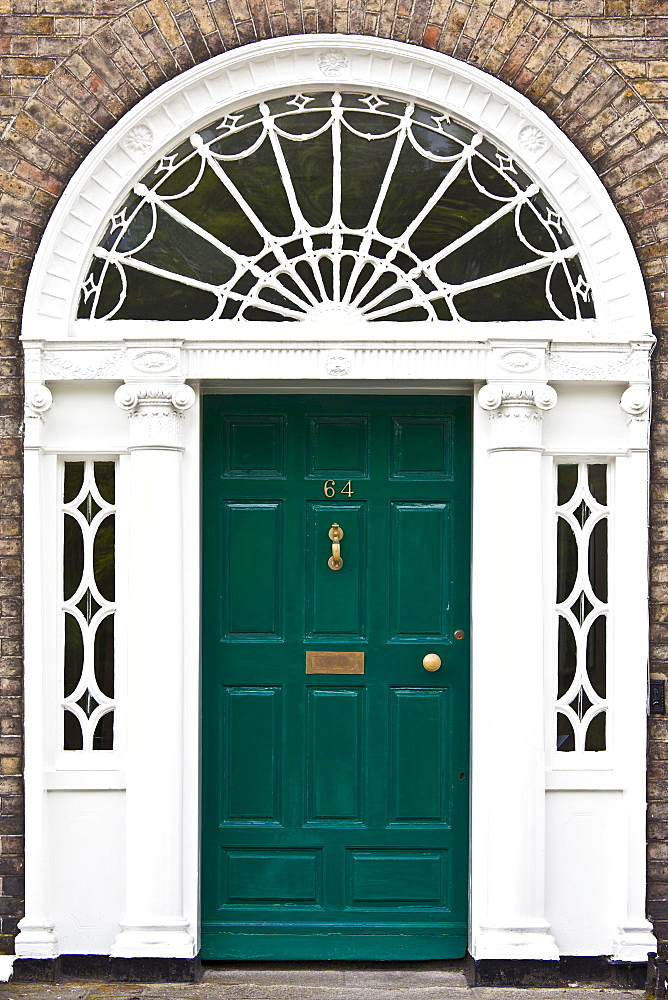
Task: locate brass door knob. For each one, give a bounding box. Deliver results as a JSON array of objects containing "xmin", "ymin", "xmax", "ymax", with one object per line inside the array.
[{"xmin": 422, "ymin": 653, "xmax": 441, "ymax": 672}]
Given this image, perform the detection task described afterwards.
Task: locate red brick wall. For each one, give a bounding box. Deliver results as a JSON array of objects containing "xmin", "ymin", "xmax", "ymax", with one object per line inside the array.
[{"xmin": 2, "ymin": 0, "xmax": 668, "ymax": 954}]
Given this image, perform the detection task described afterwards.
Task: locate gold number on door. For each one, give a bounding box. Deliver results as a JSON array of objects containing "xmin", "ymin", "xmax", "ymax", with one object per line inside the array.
[{"xmin": 323, "ymin": 480, "xmax": 355, "ymax": 498}]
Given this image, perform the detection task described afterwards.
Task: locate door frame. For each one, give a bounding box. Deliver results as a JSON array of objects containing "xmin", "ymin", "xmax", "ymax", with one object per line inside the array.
[{"xmin": 17, "ymin": 35, "xmax": 655, "ymax": 967}]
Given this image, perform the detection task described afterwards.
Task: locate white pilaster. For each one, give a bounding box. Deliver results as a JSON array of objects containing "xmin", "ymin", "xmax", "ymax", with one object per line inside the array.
[
  {"xmin": 613, "ymin": 377, "xmax": 656, "ymax": 961},
  {"xmin": 111, "ymin": 382, "xmax": 196, "ymax": 959},
  {"xmin": 472, "ymin": 383, "xmax": 560, "ymax": 961},
  {"xmin": 15, "ymin": 367, "xmax": 58, "ymax": 960}
]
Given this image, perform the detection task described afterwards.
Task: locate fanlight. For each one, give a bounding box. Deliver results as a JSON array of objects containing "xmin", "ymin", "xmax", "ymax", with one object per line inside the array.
[{"xmin": 78, "ymin": 92, "xmax": 595, "ymax": 323}]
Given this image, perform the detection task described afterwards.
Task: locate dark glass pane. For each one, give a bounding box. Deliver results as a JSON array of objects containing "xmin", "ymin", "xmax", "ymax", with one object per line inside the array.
[
  {"xmin": 279, "ymin": 126, "xmax": 333, "ymax": 229},
  {"xmin": 574, "ymin": 499, "xmax": 589, "ymax": 526},
  {"xmin": 167, "ymin": 163, "xmax": 264, "ymax": 257},
  {"xmin": 94, "ymin": 462, "xmax": 115, "ymax": 504},
  {"xmin": 570, "ymin": 591, "xmax": 593, "ymax": 627},
  {"xmin": 557, "ymin": 712, "xmax": 575, "ymax": 752},
  {"xmin": 588, "ymin": 464, "xmax": 607, "ymax": 504},
  {"xmin": 585, "ymin": 710, "xmax": 606, "ymax": 751},
  {"xmin": 547, "ymin": 263, "xmax": 579, "ymax": 320},
  {"xmin": 64, "ymin": 710, "xmax": 83, "ymax": 751},
  {"xmin": 589, "ymin": 517, "xmax": 608, "ymax": 603},
  {"xmin": 63, "ymin": 514, "xmax": 84, "ymax": 602},
  {"xmin": 99, "ymin": 264, "xmax": 220, "ymax": 321},
  {"xmin": 132, "ymin": 209, "xmax": 236, "ymax": 286},
  {"xmin": 64, "ymin": 463, "xmax": 85, "ymax": 503},
  {"xmin": 341, "ymin": 123, "xmax": 398, "ymax": 231},
  {"xmin": 78, "ymin": 491, "xmax": 101, "ymax": 524},
  {"xmin": 379, "ymin": 134, "xmax": 461, "ymax": 240},
  {"xmin": 470, "ymin": 150, "xmax": 518, "ymax": 198},
  {"xmin": 93, "ymin": 711, "xmax": 114, "ymax": 751},
  {"xmin": 586, "ymin": 613, "xmax": 607, "ymax": 699},
  {"xmin": 64, "ymin": 612, "xmax": 83, "ymax": 698},
  {"xmin": 224, "ymin": 141, "xmax": 294, "ymax": 238},
  {"xmin": 556, "ymin": 516, "xmax": 577, "ymax": 603},
  {"xmin": 77, "ymin": 690, "xmax": 99, "ymax": 718},
  {"xmin": 557, "ymin": 464, "xmax": 578, "ymax": 506},
  {"xmin": 76, "ymin": 588, "xmax": 101, "ymax": 625},
  {"xmin": 94, "ymin": 614, "xmax": 115, "ymax": 699},
  {"xmin": 437, "ymin": 211, "xmax": 537, "ymax": 287},
  {"xmin": 94, "ymin": 514, "xmax": 115, "ymax": 603},
  {"xmin": 409, "ymin": 169, "xmax": 499, "ymax": 263},
  {"xmin": 557, "ymin": 615, "xmax": 576, "ymax": 699},
  {"xmin": 570, "ymin": 687, "xmax": 592, "ymax": 721},
  {"xmin": 566, "ymin": 257, "xmax": 595, "ymax": 319},
  {"xmin": 454, "ymin": 268, "xmax": 561, "ymax": 322}
]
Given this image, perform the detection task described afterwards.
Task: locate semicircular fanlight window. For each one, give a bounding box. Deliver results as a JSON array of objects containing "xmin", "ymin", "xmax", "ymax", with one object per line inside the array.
[{"xmin": 78, "ymin": 93, "xmax": 595, "ymax": 323}]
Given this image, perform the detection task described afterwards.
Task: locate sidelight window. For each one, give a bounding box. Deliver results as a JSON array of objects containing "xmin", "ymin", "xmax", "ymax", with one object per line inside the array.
[
  {"xmin": 61, "ymin": 460, "xmax": 116, "ymax": 751},
  {"xmin": 555, "ymin": 462, "xmax": 609, "ymax": 752}
]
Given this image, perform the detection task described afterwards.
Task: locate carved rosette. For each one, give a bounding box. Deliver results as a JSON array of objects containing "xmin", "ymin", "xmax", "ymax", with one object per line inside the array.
[
  {"xmin": 478, "ymin": 383, "xmax": 557, "ymax": 450},
  {"xmin": 114, "ymin": 383, "xmax": 196, "ymax": 450}
]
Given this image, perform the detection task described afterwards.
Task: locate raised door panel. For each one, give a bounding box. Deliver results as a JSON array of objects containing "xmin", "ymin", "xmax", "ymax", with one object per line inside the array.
[
  {"xmin": 390, "ymin": 502, "xmax": 451, "ymax": 640},
  {"xmin": 222, "ymin": 502, "xmax": 283, "ymax": 639},
  {"xmin": 305, "ymin": 688, "xmax": 365, "ymax": 825},
  {"xmin": 220, "ymin": 687, "xmax": 282, "ymax": 826},
  {"xmin": 306, "ymin": 503, "xmax": 366, "ymax": 638},
  {"xmin": 389, "ymin": 689, "xmax": 451, "ymax": 826}
]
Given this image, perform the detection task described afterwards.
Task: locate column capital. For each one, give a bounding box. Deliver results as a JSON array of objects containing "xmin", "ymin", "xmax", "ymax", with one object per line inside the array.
[
  {"xmin": 478, "ymin": 382, "xmax": 557, "ymax": 451},
  {"xmin": 620, "ymin": 383, "xmax": 650, "ymax": 452},
  {"xmin": 24, "ymin": 382, "xmax": 53, "ymax": 449},
  {"xmin": 114, "ymin": 382, "xmax": 196, "ymax": 450}
]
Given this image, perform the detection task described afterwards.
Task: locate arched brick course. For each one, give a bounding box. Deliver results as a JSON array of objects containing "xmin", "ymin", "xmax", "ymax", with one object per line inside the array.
[{"xmin": 2, "ymin": 0, "xmax": 668, "ymax": 954}]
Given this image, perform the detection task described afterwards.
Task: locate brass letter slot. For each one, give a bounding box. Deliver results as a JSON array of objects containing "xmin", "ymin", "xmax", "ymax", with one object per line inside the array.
[{"xmin": 306, "ymin": 651, "xmax": 365, "ymax": 675}]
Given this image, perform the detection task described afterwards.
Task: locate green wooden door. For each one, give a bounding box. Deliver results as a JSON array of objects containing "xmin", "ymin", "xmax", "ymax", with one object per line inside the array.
[{"xmin": 201, "ymin": 395, "xmax": 470, "ymax": 960}]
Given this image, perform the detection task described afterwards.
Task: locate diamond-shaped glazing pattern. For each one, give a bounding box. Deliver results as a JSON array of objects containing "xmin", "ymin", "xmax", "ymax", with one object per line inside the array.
[
  {"xmin": 555, "ymin": 463, "xmax": 608, "ymax": 752},
  {"xmin": 62, "ymin": 461, "xmax": 115, "ymax": 751}
]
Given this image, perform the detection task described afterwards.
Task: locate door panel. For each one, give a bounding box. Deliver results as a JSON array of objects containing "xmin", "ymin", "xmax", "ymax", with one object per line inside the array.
[{"xmin": 202, "ymin": 395, "xmax": 470, "ymax": 959}]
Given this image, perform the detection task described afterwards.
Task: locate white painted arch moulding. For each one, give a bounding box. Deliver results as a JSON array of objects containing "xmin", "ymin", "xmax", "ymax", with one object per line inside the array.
[{"xmin": 23, "ymin": 34, "xmax": 651, "ymax": 343}]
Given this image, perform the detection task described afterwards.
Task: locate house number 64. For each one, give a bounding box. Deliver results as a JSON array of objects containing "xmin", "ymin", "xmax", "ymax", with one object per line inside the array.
[{"xmin": 323, "ymin": 479, "xmax": 354, "ymax": 498}]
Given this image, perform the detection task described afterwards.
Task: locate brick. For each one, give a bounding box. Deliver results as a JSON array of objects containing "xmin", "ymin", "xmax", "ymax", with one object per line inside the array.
[
  {"xmin": 0, "ymin": 15, "xmax": 52, "ymax": 32},
  {"xmin": 0, "ymin": 55, "xmax": 54, "ymax": 75}
]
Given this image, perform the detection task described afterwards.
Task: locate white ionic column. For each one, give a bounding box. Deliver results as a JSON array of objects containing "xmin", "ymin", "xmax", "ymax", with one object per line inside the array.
[
  {"xmin": 15, "ymin": 374, "xmax": 58, "ymax": 959},
  {"xmin": 111, "ymin": 383, "xmax": 196, "ymax": 959},
  {"xmin": 472, "ymin": 383, "xmax": 560, "ymax": 961}
]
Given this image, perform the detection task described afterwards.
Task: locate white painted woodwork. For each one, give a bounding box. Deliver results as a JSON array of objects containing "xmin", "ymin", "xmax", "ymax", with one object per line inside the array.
[{"xmin": 17, "ymin": 36, "xmax": 656, "ymax": 964}]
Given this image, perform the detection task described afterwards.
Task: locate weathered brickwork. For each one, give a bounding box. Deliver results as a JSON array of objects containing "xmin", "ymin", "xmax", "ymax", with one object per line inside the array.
[{"xmin": 2, "ymin": 0, "xmax": 668, "ymax": 956}]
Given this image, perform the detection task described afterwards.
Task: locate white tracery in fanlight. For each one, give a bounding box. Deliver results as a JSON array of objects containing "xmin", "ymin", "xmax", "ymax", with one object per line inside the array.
[{"xmin": 78, "ymin": 92, "xmax": 594, "ymax": 325}]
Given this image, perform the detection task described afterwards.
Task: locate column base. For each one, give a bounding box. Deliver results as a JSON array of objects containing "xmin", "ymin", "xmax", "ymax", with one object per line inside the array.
[
  {"xmin": 14, "ymin": 918, "xmax": 58, "ymax": 959},
  {"xmin": 612, "ymin": 922, "xmax": 657, "ymax": 962},
  {"xmin": 12, "ymin": 955, "xmax": 202, "ymax": 984},
  {"xmin": 473, "ymin": 921, "xmax": 560, "ymax": 961},
  {"xmin": 467, "ymin": 953, "xmax": 648, "ymax": 989},
  {"xmin": 111, "ymin": 920, "xmax": 195, "ymax": 959}
]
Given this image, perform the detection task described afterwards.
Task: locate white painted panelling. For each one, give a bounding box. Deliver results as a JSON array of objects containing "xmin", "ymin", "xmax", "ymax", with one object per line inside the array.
[
  {"xmin": 542, "ymin": 384, "xmax": 628, "ymax": 455},
  {"xmin": 545, "ymin": 791, "xmax": 622, "ymax": 955},
  {"xmin": 48, "ymin": 791, "xmax": 125, "ymax": 954},
  {"xmin": 42, "ymin": 383, "xmax": 127, "ymax": 454}
]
